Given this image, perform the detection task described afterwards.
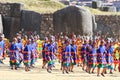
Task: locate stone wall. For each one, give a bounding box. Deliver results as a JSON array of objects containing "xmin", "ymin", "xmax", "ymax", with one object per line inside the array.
[
  {"xmin": 95, "ymin": 15, "xmax": 120, "ymax": 37},
  {"xmin": 0, "ymin": 3, "xmax": 21, "ymax": 17},
  {"xmin": 40, "ymin": 14, "xmax": 53, "ymax": 38},
  {"xmin": 0, "ymin": 3, "xmax": 21, "ymax": 39},
  {"xmin": 21, "ymin": 10, "xmax": 41, "ymax": 35},
  {"xmin": 1, "ymin": 2, "xmax": 120, "ymax": 39}
]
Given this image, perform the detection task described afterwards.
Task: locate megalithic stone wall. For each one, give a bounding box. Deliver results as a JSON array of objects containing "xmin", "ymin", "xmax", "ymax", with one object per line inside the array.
[
  {"xmin": 95, "ymin": 15, "xmax": 120, "ymax": 37},
  {"xmin": 2, "ymin": 16, "xmax": 21, "ymax": 39},
  {"xmin": 1, "ymin": 2, "xmax": 120, "ymax": 39},
  {"xmin": 21, "ymin": 10, "xmax": 41, "ymax": 35},
  {"xmin": 0, "ymin": 3, "xmax": 21, "ymax": 40},
  {"xmin": 40, "ymin": 14, "xmax": 53, "ymax": 38},
  {"xmin": 53, "ymin": 6, "xmax": 93, "ymax": 36},
  {"xmin": 0, "ymin": 3, "xmax": 22, "ymax": 17}
]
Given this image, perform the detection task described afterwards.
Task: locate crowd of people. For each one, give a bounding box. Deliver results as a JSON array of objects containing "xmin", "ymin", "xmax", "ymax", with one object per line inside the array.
[{"xmin": 0, "ymin": 32, "xmax": 120, "ymax": 77}]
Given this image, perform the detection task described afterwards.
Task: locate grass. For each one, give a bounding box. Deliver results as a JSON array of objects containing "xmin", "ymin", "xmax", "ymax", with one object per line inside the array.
[
  {"xmin": 85, "ymin": 6, "xmax": 120, "ymax": 15},
  {"xmin": 0, "ymin": 0, "xmax": 65, "ymax": 13},
  {"xmin": 0, "ymin": 0, "xmax": 120, "ymax": 15}
]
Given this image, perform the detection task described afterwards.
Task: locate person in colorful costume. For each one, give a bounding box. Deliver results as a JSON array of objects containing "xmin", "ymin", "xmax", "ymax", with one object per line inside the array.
[
  {"xmin": 9, "ymin": 38, "xmax": 19, "ymax": 70},
  {"xmin": 0, "ymin": 34, "xmax": 5, "ymax": 64},
  {"xmin": 81, "ymin": 40, "xmax": 88, "ymax": 70},
  {"xmin": 42, "ymin": 37, "xmax": 48, "ymax": 69},
  {"xmin": 63, "ymin": 40, "xmax": 71, "ymax": 74},
  {"xmin": 97, "ymin": 41, "xmax": 107, "ymax": 77},
  {"xmin": 76, "ymin": 37, "xmax": 82, "ymax": 67},
  {"xmin": 88, "ymin": 42, "xmax": 97, "ymax": 73},
  {"xmin": 106, "ymin": 41, "xmax": 114, "ymax": 74},
  {"xmin": 16, "ymin": 38, "xmax": 23, "ymax": 68},
  {"xmin": 113, "ymin": 43, "xmax": 120, "ymax": 71},
  {"xmin": 23, "ymin": 39, "xmax": 32, "ymax": 71},
  {"xmin": 70, "ymin": 40, "xmax": 77, "ymax": 72},
  {"xmin": 31, "ymin": 38, "xmax": 37, "ymax": 67}
]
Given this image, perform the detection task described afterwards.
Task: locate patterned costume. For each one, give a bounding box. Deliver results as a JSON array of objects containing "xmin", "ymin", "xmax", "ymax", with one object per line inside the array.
[
  {"xmin": 9, "ymin": 42, "xmax": 19, "ymax": 66},
  {"xmin": 71, "ymin": 44, "xmax": 77, "ymax": 65},
  {"xmin": 76, "ymin": 39, "xmax": 82, "ymax": 64},
  {"xmin": 114, "ymin": 47, "xmax": 120, "ymax": 65},
  {"xmin": 57, "ymin": 40, "xmax": 62, "ymax": 62},
  {"xmin": 81, "ymin": 44, "xmax": 87, "ymax": 63},
  {"xmin": 97, "ymin": 45, "xmax": 107, "ymax": 68},
  {"xmin": 42, "ymin": 42, "xmax": 48, "ymax": 62},
  {"xmin": 63, "ymin": 44, "xmax": 71, "ymax": 67},
  {"xmin": 16, "ymin": 41, "xmax": 23, "ymax": 67},
  {"xmin": 23, "ymin": 44, "xmax": 32, "ymax": 67},
  {"xmin": 106, "ymin": 45, "xmax": 114, "ymax": 69},
  {"xmin": 89, "ymin": 46, "xmax": 97, "ymax": 68},
  {"xmin": 31, "ymin": 42, "xmax": 38, "ymax": 65},
  {"xmin": 37, "ymin": 39, "xmax": 43, "ymax": 54}
]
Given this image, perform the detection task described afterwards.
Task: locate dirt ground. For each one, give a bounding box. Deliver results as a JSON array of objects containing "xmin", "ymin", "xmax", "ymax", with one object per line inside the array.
[{"xmin": 0, "ymin": 58, "xmax": 120, "ymax": 80}]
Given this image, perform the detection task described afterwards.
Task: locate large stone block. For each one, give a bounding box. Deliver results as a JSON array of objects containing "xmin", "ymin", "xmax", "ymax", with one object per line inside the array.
[
  {"xmin": 10, "ymin": 3, "xmax": 22, "ymax": 18},
  {"xmin": 53, "ymin": 6, "xmax": 93, "ymax": 36},
  {"xmin": 0, "ymin": 15, "xmax": 3, "ymax": 34},
  {"xmin": 0, "ymin": 3, "xmax": 22, "ymax": 17},
  {"xmin": 2, "ymin": 17, "xmax": 21, "ymax": 40},
  {"xmin": 21, "ymin": 10, "xmax": 41, "ymax": 35}
]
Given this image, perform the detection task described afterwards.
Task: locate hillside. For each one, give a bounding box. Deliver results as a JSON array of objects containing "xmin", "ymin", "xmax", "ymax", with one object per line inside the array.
[
  {"xmin": 0, "ymin": 0, "xmax": 120, "ymax": 14},
  {"xmin": 0, "ymin": 0, "xmax": 65, "ymax": 13},
  {"xmin": 86, "ymin": 7, "xmax": 120, "ymax": 15}
]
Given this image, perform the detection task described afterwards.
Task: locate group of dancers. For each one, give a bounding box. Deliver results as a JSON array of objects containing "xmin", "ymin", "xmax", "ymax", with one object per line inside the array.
[
  {"xmin": 41, "ymin": 33, "xmax": 120, "ymax": 77},
  {"xmin": 0, "ymin": 32, "xmax": 42, "ymax": 71},
  {"xmin": 0, "ymin": 32, "xmax": 120, "ymax": 77}
]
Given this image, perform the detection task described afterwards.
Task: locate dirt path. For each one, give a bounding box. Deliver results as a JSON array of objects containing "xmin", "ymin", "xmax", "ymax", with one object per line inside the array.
[{"xmin": 0, "ymin": 58, "xmax": 120, "ymax": 80}]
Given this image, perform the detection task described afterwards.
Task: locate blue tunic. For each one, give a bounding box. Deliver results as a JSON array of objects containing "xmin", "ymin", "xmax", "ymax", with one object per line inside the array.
[
  {"xmin": 89, "ymin": 47, "xmax": 97, "ymax": 64},
  {"xmin": 0, "ymin": 40, "xmax": 4, "ymax": 58},
  {"xmin": 9, "ymin": 43, "xmax": 19, "ymax": 63},
  {"xmin": 42, "ymin": 42, "xmax": 48, "ymax": 60},
  {"xmin": 106, "ymin": 46, "xmax": 114, "ymax": 64},
  {"xmin": 81, "ymin": 44, "xmax": 87, "ymax": 61},
  {"xmin": 86, "ymin": 44, "xmax": 92, "ymax": 62},
  {"xmin": 71, "ymin": 44, "xmax": 77, "ymax": 63},
  {"xmin": 23, "ymin": 44, "xmax": 32, "ymax": 63},
  {"xmin": 65, "ymin": 45, "xmax": 72, "ymax": 63},
  {"xmin": 31, "ymin": 42, "xmax": 38, "ymax": 59},
  {"xmin": 97, "ymin": 45, "xmax": 107, "ymax": 64},
  {"xmin": 62, "ymin": 48, "xmax": 66, "ymax": 62},
  {"xmin": 16, "ymin": 42, "xmax": 23, "ymax": 60},
  {"xmin": 47, "ymin": 43, "xmax": 55, "ymax": 61}
]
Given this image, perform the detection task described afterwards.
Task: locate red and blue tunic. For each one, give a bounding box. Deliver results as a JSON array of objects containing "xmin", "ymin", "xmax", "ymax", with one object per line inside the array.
[
  {"xmin": 89, "ymin": 46, "xmax": 97, "ymax": 67},
  {"xmin": 9, "ymin": 42, "xmax": 19, "ymax": 65},
  {"xmin": 106, "ymin": 46, "xmax": 114, "ymax": 69},
  {"xmin": 23, "ymin": 44, "xmax": 32, "ymax": 66},
  {"xmin": 71, "ymin": 44, "xmax": 77, "ymax": 65},
  {"xmin": 42, "ymin": 42, "xmax": 48, "ymax": 61},
  {"xmin": 97, "ymin": 45, "xmax": 107, "ymax": 68},
  {"xmin": 81, "ymin": 44, "xmax": 87, "ymax": 62}
]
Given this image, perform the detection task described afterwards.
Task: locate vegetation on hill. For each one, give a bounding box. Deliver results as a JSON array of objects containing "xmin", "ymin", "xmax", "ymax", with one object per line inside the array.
[
  {"xmin": 85, "ymin": 6, "xmax": 120, "ymax": 15},
  {"xmin": 1, "ymin": 0, "xmax": 120, "ymax": 15},
  {"xmin": 0, "ymin": 0, "xmax": 65, "ymax": 13}
]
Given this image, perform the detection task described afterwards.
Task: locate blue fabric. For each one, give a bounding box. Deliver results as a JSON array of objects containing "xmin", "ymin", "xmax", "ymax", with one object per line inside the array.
[{"xmin": 97, "ymin": 45, "xmax": 107, "ymax": 64}]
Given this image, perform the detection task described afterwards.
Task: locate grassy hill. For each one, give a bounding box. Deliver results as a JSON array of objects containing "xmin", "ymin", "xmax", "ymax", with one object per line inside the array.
[
  {"xmin": 1, "ymin": 0, "xmax": 120, "ymax": 15},
  {"xmin": 85, "ymin": 7, "xmax": 120, "ymax": 15},
  {"xmin": 0, "ymin": 0, "xmax": 65, "ymax": 13}
]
